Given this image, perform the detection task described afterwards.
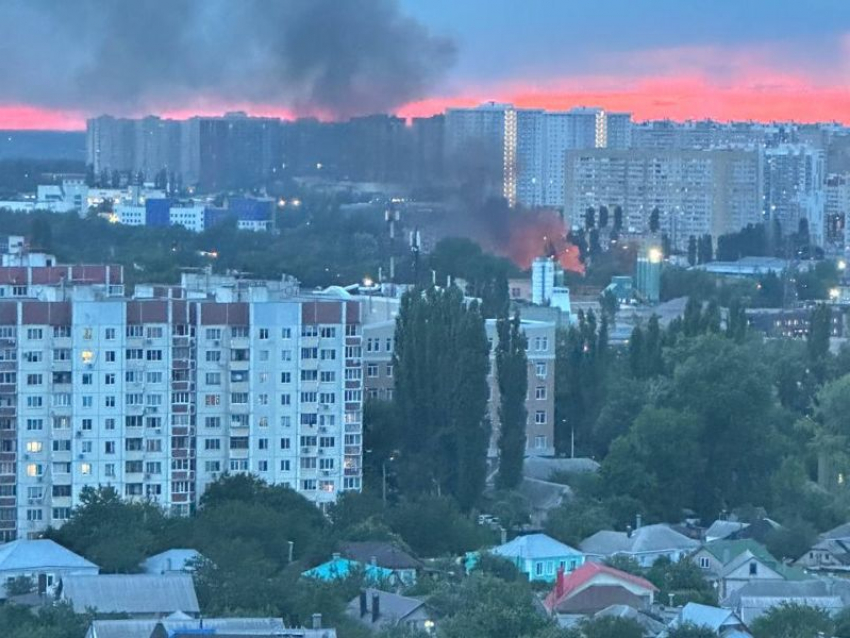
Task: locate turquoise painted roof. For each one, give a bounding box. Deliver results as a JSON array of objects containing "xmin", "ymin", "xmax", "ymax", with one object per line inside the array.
[{"xmin": 301, "ymin": 556, "xmax": 395, "ymax": 582}]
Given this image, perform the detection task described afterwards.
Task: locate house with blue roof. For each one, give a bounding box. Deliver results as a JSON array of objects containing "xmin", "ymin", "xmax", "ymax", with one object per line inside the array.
[
  {"xmin": 663, "ymin": 602, "xmax": 752, "ymax": 637},
  {"xmin": 490, "ymin": 533, "xmax": 585, "ymax": 582},
  {"xmin": 302, "ymin": 553, "xmax": 397, "ymax": 586}
]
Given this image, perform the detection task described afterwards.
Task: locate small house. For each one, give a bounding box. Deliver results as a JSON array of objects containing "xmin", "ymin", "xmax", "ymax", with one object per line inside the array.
[
  {"xmin": 0, "ymin": 539, "xmax": 99, "ymax": 598},
  {"xmin": 490, "ymin": 533, "xmax": 585, "ymax": 582}
]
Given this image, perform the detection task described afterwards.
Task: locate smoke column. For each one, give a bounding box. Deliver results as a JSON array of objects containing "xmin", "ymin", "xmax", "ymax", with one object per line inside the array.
[{"xmin": 0, "ymin": 0, "xmax": 456, "ymax": 119}]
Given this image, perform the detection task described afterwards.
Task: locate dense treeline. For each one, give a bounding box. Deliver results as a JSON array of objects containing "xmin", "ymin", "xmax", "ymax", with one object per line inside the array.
[{"xmin": 545, "ymin": 297, "xmax": 850, "ymax": 562}]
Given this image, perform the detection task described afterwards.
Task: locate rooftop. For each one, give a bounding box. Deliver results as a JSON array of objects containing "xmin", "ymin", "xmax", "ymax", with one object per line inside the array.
[
  {"xmin": 544, "ymin": 562, "xmax": 657, "ymax": 612},
  {"xmin": 579, "ymin": 524, "xmax": 699, "ymax": 556},
  {"xmin": 339, "ymin": 542, "xmax": 422, "ymax": 570},
  {"xmin": 62, "ymin": 573, "xmax": 199, "ymax": 615},
  {"xmin": 0, "ymin": 539, "xmax": 98, "ymax": 573},
  {"xmin": 345, "ymin": 589, "xmax": 427, "ymax": 629},
  {"xmin": 492, "ymin": 533, "xmax": 582, "ymax": 561}
]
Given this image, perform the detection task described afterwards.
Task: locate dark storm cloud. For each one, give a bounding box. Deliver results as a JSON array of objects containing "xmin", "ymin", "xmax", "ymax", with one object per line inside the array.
[{"xmin": 0, "ymin": 0, "xmax": 457, "ymax": 117}]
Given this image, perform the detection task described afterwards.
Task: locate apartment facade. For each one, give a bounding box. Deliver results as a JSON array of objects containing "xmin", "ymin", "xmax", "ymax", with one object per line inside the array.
[
  {"xmin": 445, "ymin": 103, "xmax": 632, "ymax": 209},
  {"xmin": 564, "ymin": 147, "xmax": 764, "ymax": 250},
  {"xmin": 763, "ymin": 144, "xmax": 826, "ymax": 246},
  {"xmin": 361, "ymin": 314, "xmax": 556, "ymax": 458},
  {"xmin": 0, "ymin": 263, "xmax": 363, "ymax": 541}
]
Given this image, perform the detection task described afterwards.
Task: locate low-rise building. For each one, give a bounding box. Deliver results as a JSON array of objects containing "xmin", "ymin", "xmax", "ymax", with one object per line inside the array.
[
  {"xmin": 723, "ymin": 580, "xmax": 845, "ymax": 626},
  {"xmin": 140, "ymin": 549, "xmax": 202, "ymax": 575},
  {"xmin": 61, "ymin": 573, "xmax": 200, "ymax": 618},
  {"xmin": 491, "ymin": 533, "xmax": 585, "ymax": 583},
  {"xmin": 339, "ymin": 541, "xmax": 422, "ymax": 587},
  {"xmin": 302, "ymin": 553, "xmax": 396, "ymax": 586},
  {"xmin": 0, "ymin": 539, "xmax": 98, "ymax": 598},
  {"xmin": 666, "ymin": 602, "xmax": 751, "ymax": 637},
  {"xmin": 579, "ymin": 523, "xmax": 699, "ymax": 567},
  {"xmin": 543, "ymin": 562, "xmax": 658, "ymax": 616},
  {"xmin": 86, "ymin": 617, "xmax": 337, "ymax": 638},
  {"xmin": 346, "ymin": 589, "xmax": 436, "ymax": 634}
]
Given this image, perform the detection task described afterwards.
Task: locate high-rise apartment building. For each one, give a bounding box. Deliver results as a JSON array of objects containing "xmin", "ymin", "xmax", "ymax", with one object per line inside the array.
[
  {"xmin": 631, "ymin": 120, "xmax": 774, "ymax": 150},
  {"xmin": 564, "ymin": 148, "xmax": 764, "ymax": 249},
  {"xmin": 86, "ymin": 113, "xmax": 283, "ymax": 191},
  {"xmin": 0, "ymin": 260, "xmax": 363, "ymax": 541},
  {"xmin": 825, "ymin": 174, "xmax": 850, "ymax": 250},
  {"xmin": 445, "ymin": 104, "xmax": 632, "ymax": 209},
  {"xmin": 764, "ymin": 144, "xmax": 826, "ymax": 247}
]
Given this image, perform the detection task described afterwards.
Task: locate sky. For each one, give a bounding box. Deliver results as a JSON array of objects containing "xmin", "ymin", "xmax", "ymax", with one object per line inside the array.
[{"xmin": 1, "ymin": 0, "xmax": 850, "ymax": 129}]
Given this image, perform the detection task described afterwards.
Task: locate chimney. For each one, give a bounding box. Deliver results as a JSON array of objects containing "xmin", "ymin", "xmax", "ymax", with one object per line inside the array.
[
  {"xmin": 371, "ymin": 592, "xmax": 380, "ymax": 624},
  {"xmin": 370, "ymin": 555, "xmax": 378, "ymax": 568},
  {"xmin": 332, "ymin": 552, "xmax": 341, "ymax": 561},
  {"xmin": 635, "ymin": 514, "xmax": 642, "ymax": 530},
  {"xmin": 359, "ymin": 590, "xmax": 368, "ymax": 618},
  {"xmin": 500, "ymin": 527, "xmax": 507, "ymax": 545},
  {"xmin": 626, "ymin": 525, "xmax": 633, "ymax": 539},
  {"xmin": 311, "ymin": 613, "xmax": 322, "ymax": 630},
  {"xmin": 555, "ymin": 566, "xmax": 565, "ymax": 599}
]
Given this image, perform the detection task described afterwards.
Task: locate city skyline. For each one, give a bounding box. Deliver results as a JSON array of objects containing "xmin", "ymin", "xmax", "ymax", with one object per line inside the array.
[{"xmin": 1, "ymin": 1, "xmax": 850, "ymax": 130}]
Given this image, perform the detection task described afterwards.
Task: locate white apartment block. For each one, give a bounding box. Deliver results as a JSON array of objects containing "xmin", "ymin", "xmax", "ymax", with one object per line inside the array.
[
  {"xmin": 0, "ymin": 263, "xmax": 363, "ymax": 541},
  {"xmin": 445, "ymin": 103, "xmax": 632, "ymax": 209},
  {"xmin": 564, "ymin": 147, "xmax": 764, "ymax": 249}
]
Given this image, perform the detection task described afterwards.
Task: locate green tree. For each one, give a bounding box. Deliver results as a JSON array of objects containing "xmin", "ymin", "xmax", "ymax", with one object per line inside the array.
[
  {"xmin": 725, "ymin": 297, "xmax": 748, "ymax": 343},
  {"xmin": 646, "ymin": 556, "xmax": 717, "ymax": 606},
  {"xmin": 629, "ymin": 326, "xmax": 646, "ymax": 378},
  {"xmin": 601, "ymin": 408, "xmax": 704, "ymax": 521},
  {"xmin": 580, "ymin": 616, "xmax": 644, "ymax": 638},
  {"xmin": 683, "ymin": 297, "xmax": 703, "ymax": 337},
  {"xmin": 592, "ymin": 376, "xmax": 647, "ymax": 456},
  {"xmin": 808, "ymin": 303, "xmax": 832, "ymax": 382},
  {"xmin": 393, "ymin": 287, "xmax": 490, "ymax": 509},
  {"xmin": 649, "ymin": 207, "xmax": 660, "ymax": 233},
  {"xmin": 46, "ymin": 485, "xmax": 168, "ymax": 573},
  {"xmin": 434, "ymin": 574, "xmax": 555, "ymax": 638},
  {"xmin": 687, "ymin": 235, "xmax": 697, "ymax": 266},
  {"xmin": 495, "ymin": 312, "xmax": 528, "ymax": 490},
  {"xmin": 613, "ymin": 205, "xmax": 624, "ymax": 232},
  {"xmin": 667, "ymin": 623, "xmax": 717, "ymax": 638},
  {"xmin": 555, "ymin": 312, "xmax": 608, "ymax": 456},
  {"xmin": 545, "ymin": 499, "xmax": 614, "ymax": 548},
  {"xmin": 666, "ymin": 336, "xmax": 783, "ymax": 518},
  {"xmin": 387, "ymin": 496, "xmax": 491, "ymax": 557},
  {"xmin": 750, "ymin": 602, "xmax": 834, "ymax": 638}
]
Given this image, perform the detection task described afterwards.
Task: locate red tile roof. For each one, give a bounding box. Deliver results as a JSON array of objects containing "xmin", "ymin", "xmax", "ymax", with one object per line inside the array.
[{"xmin": 544, "ymin": 562, "xmax": 657, "ymax": 612}]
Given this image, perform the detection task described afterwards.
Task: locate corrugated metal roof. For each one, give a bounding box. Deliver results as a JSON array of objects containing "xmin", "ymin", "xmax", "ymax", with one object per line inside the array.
[
  {"xmin": 0, "ymin": 539, "xmax": 98, "ymax": 572},
  {"xmin": 492, "ymin": 533, "xmax": 582, "ymax": 560},
  {"xmin": 63, "ymin": 573, "xmax": 199, "ymax": 615},
  {"xmin": 580, "ymin": 524, "xmax": 699, "ymax": 556},
  {"xmin": 90, "ymin": 617, "xmax": 287, "ymax": 638}
]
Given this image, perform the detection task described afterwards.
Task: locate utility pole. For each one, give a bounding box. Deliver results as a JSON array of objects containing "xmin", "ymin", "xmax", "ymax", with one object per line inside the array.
[
  {"xmin": 382, "ymin": 461, "xmax": 388, "ymax": 508},
  {"xmin": 571, "ymin": 425, "xmax": 575, "ymax": 459}
]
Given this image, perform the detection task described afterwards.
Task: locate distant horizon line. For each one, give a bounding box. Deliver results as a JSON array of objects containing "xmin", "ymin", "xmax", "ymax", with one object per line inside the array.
[{"xmin": 2, "ymin": 106, "xmax": 849, "ymax": 134}]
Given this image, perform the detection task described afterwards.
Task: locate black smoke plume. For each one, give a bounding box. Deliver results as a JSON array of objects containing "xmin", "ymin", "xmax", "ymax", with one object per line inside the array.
[{"xmin": 0, "ymin": 0, "xmax": 456, "ymax": 118}]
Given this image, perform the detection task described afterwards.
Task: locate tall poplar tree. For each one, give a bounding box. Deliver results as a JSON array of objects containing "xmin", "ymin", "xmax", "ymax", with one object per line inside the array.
[
  {"xmin": 495, "ymin": 312, "xmax": 528, "ymax": 490},
  {"xmin": 393, "ymin": 287, "xmax": 490, "ymax": 510}
]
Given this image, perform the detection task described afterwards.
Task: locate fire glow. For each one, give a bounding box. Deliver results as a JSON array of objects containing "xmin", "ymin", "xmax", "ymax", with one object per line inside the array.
[{"xmin": 501, "ymin": 209, "xmax": 585, "ymax": 275}]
